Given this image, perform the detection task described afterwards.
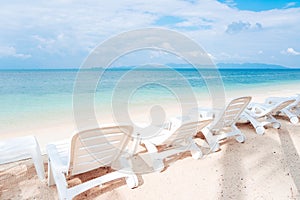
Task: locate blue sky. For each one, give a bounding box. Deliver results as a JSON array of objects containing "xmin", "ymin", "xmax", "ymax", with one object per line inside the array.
[
  {"xmin": 0, "ymin": 0, "xmax": 300, "ymax": 69},
  {"xmin": 219, "ymin": 0, "xmax": 299, "ymax": 11}
]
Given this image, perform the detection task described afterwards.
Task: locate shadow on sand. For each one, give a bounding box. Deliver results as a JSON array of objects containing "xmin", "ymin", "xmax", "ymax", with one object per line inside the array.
[
  {"xmin": 219, "ymin": 121, "xmax": 300, "ymax": 199},
  {"xmin": 278, "ymin": 125, "xmax": 300, "ymax": 197}
]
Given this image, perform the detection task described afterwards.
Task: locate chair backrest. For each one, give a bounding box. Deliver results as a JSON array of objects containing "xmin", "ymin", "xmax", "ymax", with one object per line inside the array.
[
  {"xmin": 267, "ymin": 95, "xmax": 299, "ymax": 110},
  {"xmin": 69, "ymin": 125, "xmax": 133, "ymax": 176},
  {"xmin": 289, "ymin": 94, "xmax": 300, "ymax": 108},
  {"xmin": 271, "ymin": 99, "xmax": 295, "ymax": 114},
  {"xmin": 212, "ymin": 96, "xmax": 252, "ymax": 129},
  {"xmin": 164, "ymin": 119, "xmax": 211, "ymax": 146}
]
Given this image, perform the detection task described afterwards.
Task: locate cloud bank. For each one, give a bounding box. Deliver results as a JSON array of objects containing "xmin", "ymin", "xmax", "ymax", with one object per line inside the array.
[{"xmin": 0, "ymin": 0, "xmax": 299, "ymax": 68}]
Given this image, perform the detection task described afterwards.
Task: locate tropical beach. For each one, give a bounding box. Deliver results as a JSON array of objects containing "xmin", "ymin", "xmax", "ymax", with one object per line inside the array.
[
  {"xmin": 1, "ymin": 0, "xmax": 300, "ymax": 200},
  {"xmin": 1, "ymin": 68, "xmax": 300, "ymax": 199}
]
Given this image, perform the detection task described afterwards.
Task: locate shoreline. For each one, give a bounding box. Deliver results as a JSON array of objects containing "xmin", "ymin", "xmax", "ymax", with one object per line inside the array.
[{"xmin": 1, "ymin": 82, "xmax": 299, "ymax": 154}]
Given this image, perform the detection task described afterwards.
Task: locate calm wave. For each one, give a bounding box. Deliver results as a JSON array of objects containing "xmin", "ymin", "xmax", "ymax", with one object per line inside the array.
[{"xmin": 1, "ymin": 68, "xmax": 300, "ymax": 127}]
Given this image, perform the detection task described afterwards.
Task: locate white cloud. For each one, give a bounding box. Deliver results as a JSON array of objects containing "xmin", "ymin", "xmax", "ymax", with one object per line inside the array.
[
  {"xmin": 222, "ymin": 0, "xmax": 237, "ymax": 8},
  {"xmin": 0, "ymin": 46, "xmax": 16, "ymax": 57},
  {"xmin": 0, "ymin": 0, "xmax": 300, "ymax": 67},
  {"xmin": 282, "ymin": 47, "xmax": 300, "ymax": 55},
  {"xmin": 0, "ymin": 46, "xmax": 31, "ymax": 59},
  {"xmin": 283, "ymin": 2, "xmax": 297, "ymax": 9},
  {"xmin": 226, "ymin": 21, "xmax": 251, "ymax": 34},
  {"xmin": 207, "ymin": 53, "xmax": 215, "ymax": 60}
]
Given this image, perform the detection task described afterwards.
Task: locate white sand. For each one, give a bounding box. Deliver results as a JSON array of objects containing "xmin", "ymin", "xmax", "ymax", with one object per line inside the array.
[{"xmin": 1, "ymin": 121, "xmax": 300, "ymax": 199}]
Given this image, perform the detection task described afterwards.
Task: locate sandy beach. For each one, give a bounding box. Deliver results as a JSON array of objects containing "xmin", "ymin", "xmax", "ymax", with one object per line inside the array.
[{"xmin": 1, "ymin": 119, "xmax": 300, "ymax": 199}]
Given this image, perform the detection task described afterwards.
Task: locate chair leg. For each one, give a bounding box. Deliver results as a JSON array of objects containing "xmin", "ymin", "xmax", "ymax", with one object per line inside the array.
[
  {"xmin": 143, "ymin": 141, "xmax": 165, "ymax": 172},
  {"xmin": 282, "ymin": 108, "xmax": 299, "ymax": 124},
  {"xmin": 125, "ymin": 174, "xmax": 139, "ymax": 189},
  {"xmin": 47, "ymin": 159, "xmax": 55, "ymax": 186},
  {"xmin": 266, "ymin": 115, "xmax": 281, "ymax": 129},
  {"xmin": 294, "ymin": 107, "xmax": 300, "ymax": 116},
  {"xmin": 189, "ymin": 139, "xmax": 203, "ymax": 159},
  {"xmin": 29, "ymin": 138, "xmax": 45, "ymax": 180},
  {"xmin": 201, "ymin": 127, "xmax": 220, "ymax": 152},
  {"xmin": 235, "ymin": 133, "xmax": 245, "ymax": 143},
  {"xmin": 229, "ymin": 125, "xmax": 245, "ymax": 143},
  {"xmin": 243, "ymin": 112, "xmax": 265, "ymax": 135}
]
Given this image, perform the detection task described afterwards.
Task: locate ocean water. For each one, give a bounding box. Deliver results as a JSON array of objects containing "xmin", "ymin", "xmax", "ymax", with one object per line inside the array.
[{"xmin": 1, "ymin": 68, "xmax": 300, "ymax": 131}]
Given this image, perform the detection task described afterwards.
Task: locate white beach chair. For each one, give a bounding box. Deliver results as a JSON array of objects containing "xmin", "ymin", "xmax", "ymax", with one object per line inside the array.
[
  {"xmin": 265, "ymin": 94, "xmax": 300, "ymax": 124},
  {"xmin": 241, "ymin": 98, "xmax": 295, "ymax": 135},
  {"xmin": 199, "ymin": 96, "xmax": 252, "ymax": 152},
  {"xmin": 47, "ymin": 124, "xmax": 138, "ymax": 200},
  {"xmin": 137, "ymin": 119, "xmax": 211, "ymax": 172},
  {"xmin": 0, "ymin": 135, "xmax": 45, "ymax": 180}
]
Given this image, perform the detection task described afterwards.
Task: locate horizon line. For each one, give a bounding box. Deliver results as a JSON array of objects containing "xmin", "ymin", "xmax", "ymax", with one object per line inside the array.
[{"xmin": 0, "ymin": 67, "xmax": 298, "ymax": 71}]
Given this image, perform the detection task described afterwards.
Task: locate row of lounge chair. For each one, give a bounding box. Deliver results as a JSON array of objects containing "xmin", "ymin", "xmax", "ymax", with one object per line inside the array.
[
  {"xmin": 243, "ymin": 95, "xmax": 299, "ymax": 134},
  {"xmin": 47, "ymin": 94, "xmax": 300, "ymax": 199},
  {"xmin": 1, "ymin": 94, "xmax": 299, "ymax": 199}
]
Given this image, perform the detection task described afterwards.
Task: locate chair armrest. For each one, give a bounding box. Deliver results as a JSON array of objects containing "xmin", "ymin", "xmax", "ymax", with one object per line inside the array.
[
  {"xmin": 142, "ymin": 140, "xmax": 158, "ymax": 153},
  {"xmin": 47, "ymin": 144, "xmax": 67, "ymax": 173},
  {"xmin": 265, "ymin": 97, "xmax": 282, "ymax": 104},
  {"xmin": 247, "ymin": 102, "xmax": 266, "ymax": 112}
]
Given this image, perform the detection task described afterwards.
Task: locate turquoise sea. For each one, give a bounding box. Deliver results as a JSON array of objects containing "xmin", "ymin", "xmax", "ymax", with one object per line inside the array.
[{"xmin": 1, "ymin": 68, "xmax": 300, "ymax": 131}]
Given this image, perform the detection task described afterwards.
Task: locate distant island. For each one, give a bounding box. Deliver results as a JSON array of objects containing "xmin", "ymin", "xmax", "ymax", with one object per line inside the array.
[
  {"xmin": 165, "ymin": 63, "xmax": 289, "ymax": 69},
  {"xmin": 216, "ymin": 63, "xmax": 288, "ymax": 69},
  {"xmin": 167, "ymin": 63, "xmax": 289, "ymax": 69},
  {"xmin": 39, "ymin": 63, "xmax": 288, "ymax": 70}
]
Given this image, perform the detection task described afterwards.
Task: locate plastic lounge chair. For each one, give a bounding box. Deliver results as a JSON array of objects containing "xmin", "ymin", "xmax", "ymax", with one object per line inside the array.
[
  {"xmin": 199, "ymin": 96, "xmax": 252, "ymax": 152},
  {"xmin": 265, "ymin": 94, "xmax": 300, "ymax": 124},
  {"xmin": 137, "ymin": 119, "xmax": 211, "ymax": 172},
  {"xmin": 47, "ymin": 124, "xmax": 139, "ymax": 200},
  {"xmin": 0, "ymin": 135, "xmax": 45, "ymax": 180},
  {"xmin": 241, "ymin": 98, "xmax": 295, "ymax": 135}
]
